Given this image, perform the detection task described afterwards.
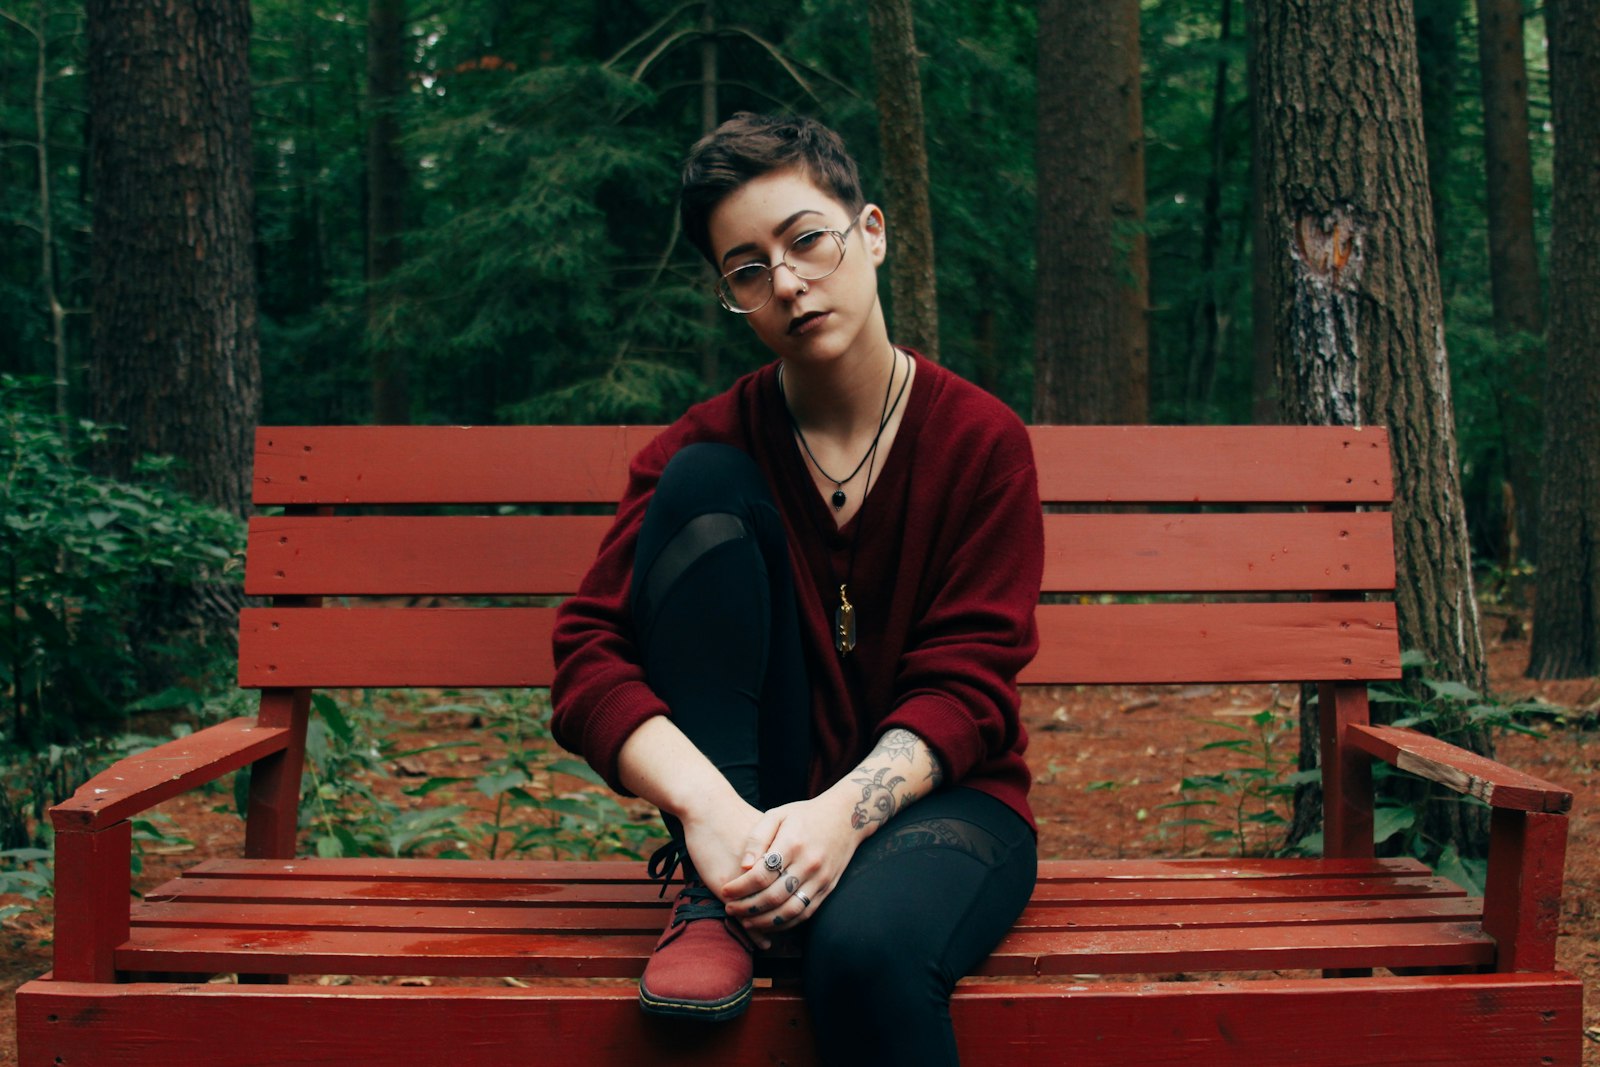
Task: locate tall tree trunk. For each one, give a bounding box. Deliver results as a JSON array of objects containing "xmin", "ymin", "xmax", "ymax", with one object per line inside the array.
[
  {"xmin": 1248, "ymin": 16, "xmax": 1276, "ymax": 425},
  {"xmin": 86, "ymin": 0, "xmax": 260, "ymax": 518},
  {"xmin": 1476, "ymin": 0, "xmax": 1544, "ymax": 336},
  {"xmin": 869, "ymin": 0, "xmax": 939, "ymax": 361},
  {"xmin": 1186, "ymin": 0, "xmax": 1235, "ymax": 419},
  {"xmin": 1528, "ymin": 0, "xmax": 1600, "ymax": 679},
  {"xmin": 1251, "ymin": 0, "xmax": 1491, "ymax": 856},
  {"xmin": 1034, "ymin": 0, "xmax": 1148, "ymax": 423},
  {"xmin": 1415, "ymin": 0, "xmax": 1465, "ymax": 269},
  {"xmin": 367, "ymin": 0, "xmax": 409, "ymax": 425},
  {"xmin": 1476, "ymin": 0, "xmax": 1544, "ymax": 571}
]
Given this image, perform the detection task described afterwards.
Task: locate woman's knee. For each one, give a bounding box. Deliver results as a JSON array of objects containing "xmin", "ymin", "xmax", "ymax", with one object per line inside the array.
[{"xmin": 653, "ymin": 443, "xmax": 770, "ymax": 520}]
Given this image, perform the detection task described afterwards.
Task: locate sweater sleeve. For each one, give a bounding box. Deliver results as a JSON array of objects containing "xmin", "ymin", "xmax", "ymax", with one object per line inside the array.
[
  {"xmin": 876, "ymin": 428, "xmax": 1044, "ymax": 787},
  {"xmin": 549, "ymin": 437, "xmax": 674, "ymax": 795}
]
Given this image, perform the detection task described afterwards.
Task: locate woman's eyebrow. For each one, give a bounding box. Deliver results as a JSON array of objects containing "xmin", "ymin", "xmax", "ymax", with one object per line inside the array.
[{"xmin": 719, "ymin": 209, "xmax": 825, "ymax": 267}]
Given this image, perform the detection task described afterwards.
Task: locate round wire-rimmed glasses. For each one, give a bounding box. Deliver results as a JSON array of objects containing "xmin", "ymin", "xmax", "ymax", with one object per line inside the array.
[{"xmin": 714, "ymin": 216, "xmax": 862, "ymax": 314}]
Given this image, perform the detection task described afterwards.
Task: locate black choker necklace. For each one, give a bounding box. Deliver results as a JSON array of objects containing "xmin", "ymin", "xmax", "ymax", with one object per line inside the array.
[{"xmin": 780, "ymin": 349, "xmax": 909, "ymax": 511}]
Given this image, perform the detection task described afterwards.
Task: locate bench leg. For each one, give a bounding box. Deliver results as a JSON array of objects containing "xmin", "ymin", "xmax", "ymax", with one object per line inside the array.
[
  {"xmin": 53, "ymin": 822, "xmax": 132, "ymax": 982},
  {"xmin": 1483, "ymin": 808, "xmax": 1567, "ymax": 971}
]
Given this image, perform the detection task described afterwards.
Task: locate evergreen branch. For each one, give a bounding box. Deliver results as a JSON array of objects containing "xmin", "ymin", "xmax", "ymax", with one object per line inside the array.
[
  {"xmin": 629, "ymin": 26, "xmax": 698, "ymax": 83},
  {"xmin": 720, "ymin": 26, "xmax": 824, "ymax": 107},
  {"xmin": 0, "ymin": 9, "xmax": 40, "ymax": 40},
  {"xmin": 602, "ymin": 0, "xmax": 698, "ymax": 71}
]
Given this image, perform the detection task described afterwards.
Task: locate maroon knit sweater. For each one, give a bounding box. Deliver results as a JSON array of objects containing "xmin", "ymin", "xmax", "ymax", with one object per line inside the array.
[{"xmin": 550, "ymin": 351, "xmax": 1044, "ymax": 831}]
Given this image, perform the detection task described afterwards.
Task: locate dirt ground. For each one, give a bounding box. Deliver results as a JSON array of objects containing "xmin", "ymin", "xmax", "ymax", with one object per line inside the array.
[{"xmin": 1, "ymin": 608, "xmax": 1595, "ymax": 1065}]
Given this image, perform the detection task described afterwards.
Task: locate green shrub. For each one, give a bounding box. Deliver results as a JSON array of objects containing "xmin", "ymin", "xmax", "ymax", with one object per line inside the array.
[{"xmin": 0, "ymin": 375, "xmax": 244, "ymax": 748}]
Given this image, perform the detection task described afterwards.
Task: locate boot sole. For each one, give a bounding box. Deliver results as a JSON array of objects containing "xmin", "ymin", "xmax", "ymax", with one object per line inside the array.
[{"xmin": 638, "ymin": 979, "xmax": 754, "ymax": 1022}]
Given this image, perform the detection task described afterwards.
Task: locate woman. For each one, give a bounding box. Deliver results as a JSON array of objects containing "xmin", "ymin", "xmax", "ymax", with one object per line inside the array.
[{"xmin": 551, "ymin": 113, "xmax": 1042, "ymax": 1065}]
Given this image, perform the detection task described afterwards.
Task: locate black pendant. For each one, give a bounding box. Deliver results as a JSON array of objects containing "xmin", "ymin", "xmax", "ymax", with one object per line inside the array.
[{"xmin": 831, "ymin": 489, "xmax": 847, "ymax": 510}]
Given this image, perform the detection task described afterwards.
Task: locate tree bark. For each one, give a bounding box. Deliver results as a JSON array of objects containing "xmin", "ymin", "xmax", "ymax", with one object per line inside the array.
[
  {"xmin": 1034, "ymin": 0, "xmax": 1148, "ymax": 423},
  {"xmin": 869, "ymin": 0, "xmax": 939, "ymax": 362},
  {"xmin": 1251, "ymin": 0, "xmax": 1491, "ymax": 855},
  {"xmin": 1248, "ymin": 17, "xmax": 1276, "ymax": 425},
  {"xmin": 1528, "ymin": 0, "xmax": 1600, "ymax": 679},
  {"xmin": 367, "ymin": 0, "xmax": 409, "ymax": 424},
  {"xmin": 1476, "ymin": 0, "xmax": 1544, "ymax": 336},
  {"xmin": 86, "ymin": 0, "xmax": 260, "ymax": 518},
  {"xmin": 1415, "ymin": 0, "xmax": 1466, "ymax": 269},
  {"xmin": 1186, "ymin": 0, "xmax": 1235, "ymax": 419}
]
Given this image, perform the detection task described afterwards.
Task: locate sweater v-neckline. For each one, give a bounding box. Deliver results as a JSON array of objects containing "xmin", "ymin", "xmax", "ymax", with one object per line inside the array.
[{"xmin": 769, "ymin": 349, "xmax": 929, "ymax": 541}]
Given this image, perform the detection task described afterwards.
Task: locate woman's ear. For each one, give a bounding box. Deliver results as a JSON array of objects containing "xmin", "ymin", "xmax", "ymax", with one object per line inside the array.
[{"xmin": 863, "ymin": 205, "xmax": 887, "ymax": 265}]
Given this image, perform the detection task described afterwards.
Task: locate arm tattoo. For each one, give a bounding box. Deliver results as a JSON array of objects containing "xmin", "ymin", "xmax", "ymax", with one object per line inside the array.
[
  {"xmin": 870, "ymin": 727, "xmax": 921, "ymax": 763},
  {"xmin": 850, "ymin": 765, "xmax": 906, "ymax": 830}
]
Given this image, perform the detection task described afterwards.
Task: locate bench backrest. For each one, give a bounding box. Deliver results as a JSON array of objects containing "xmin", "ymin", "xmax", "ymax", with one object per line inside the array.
[{"xmin": 239, "ymin": 425, "xmax": 1401, "ymax": 691}]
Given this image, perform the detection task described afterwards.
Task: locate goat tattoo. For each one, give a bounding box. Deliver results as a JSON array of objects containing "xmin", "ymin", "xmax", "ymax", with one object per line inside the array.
[{"xmin": 851, "ymin": 767, "xmax": 905, "ymax": 830}]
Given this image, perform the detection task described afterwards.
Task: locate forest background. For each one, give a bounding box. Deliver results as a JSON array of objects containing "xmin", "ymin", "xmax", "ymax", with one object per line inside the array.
[{"xmin": 1, "ymin": 0, "xmax": 1598, "ymax": 949}]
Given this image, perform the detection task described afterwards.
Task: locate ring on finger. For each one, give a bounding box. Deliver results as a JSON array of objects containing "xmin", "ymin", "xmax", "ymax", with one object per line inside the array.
[
  {"xmin": 794, "ymin": 889, "xmax": 812, "ymax": 908},
  {"xmin": 763, "ymin": 852, "xmax": 784, "ymax": 873}
]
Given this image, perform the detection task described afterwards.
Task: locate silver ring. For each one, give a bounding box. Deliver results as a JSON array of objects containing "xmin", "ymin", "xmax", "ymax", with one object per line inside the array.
[
  {"xmin": 795, "ymin": 890, "xmax": 812, "ymax": 908},
  {"xmin": 763, "ymin": 852, "xmax": 784, "ymax": 872}
]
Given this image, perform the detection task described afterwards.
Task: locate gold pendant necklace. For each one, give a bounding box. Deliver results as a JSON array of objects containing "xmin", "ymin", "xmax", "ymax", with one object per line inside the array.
[{"xmin": 835, "ymin": 584, "xmax": 857, "ymax": 655}]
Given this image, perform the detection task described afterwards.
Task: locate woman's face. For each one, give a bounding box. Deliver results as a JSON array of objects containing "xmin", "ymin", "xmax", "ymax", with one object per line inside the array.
[{"xmin": 705, "ymin": 167, "xmax": 887, "ymax": 368}]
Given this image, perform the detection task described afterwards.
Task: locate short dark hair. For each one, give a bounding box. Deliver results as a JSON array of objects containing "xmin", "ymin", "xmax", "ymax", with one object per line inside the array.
[{"xmin": 680, "ymin": 113, "xmax": 866, "ymax": 266}]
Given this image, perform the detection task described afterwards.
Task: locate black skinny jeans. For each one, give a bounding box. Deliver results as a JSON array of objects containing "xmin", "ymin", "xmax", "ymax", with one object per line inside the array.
[{"xmin": 629, "ymin": 443, "xmax": 1037, "ymax": 1066}]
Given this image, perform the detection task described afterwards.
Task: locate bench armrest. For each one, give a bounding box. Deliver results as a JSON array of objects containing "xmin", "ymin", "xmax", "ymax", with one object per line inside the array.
[
  {"xmin": 51, "ymin": 717, "xmax": 292, "ymax": 833},
  {"xmin": 1345, "ymin": 723, "xmax": 1572, "ymax": 814}
]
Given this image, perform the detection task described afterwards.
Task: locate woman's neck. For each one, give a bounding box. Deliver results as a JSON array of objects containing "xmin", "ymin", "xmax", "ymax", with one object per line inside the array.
[{"xmin": 779, "ymin": 339, "xmax": 901, "ymax": 438}]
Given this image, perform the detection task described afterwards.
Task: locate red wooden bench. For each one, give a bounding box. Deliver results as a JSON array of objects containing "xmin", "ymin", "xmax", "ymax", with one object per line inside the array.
[{"xmin": 17, "ymin": 424, "xmax": 1581, "ymax": 1065}]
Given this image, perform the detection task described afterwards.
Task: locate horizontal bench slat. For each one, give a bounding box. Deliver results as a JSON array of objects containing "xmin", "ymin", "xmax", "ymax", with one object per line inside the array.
[
  {"xmin": 20, "ymin": 975, "xmax": 1584, "ymax": 1067},
  {"xmin": 236, "ymin": 602, "xmax": 1401, "ymax": 688},
  {"xmin": 145, "ymin": 873, "xmax": 1462, "ymax": 910},
  {"xmin": 254, "ymin": 426, "xmax": 1393, "ymax": 506},
  {"xmin": 173, "ymin": 855, "xmax": 1433, "ymax": 884},
  {"xmin": 245, "ymin": 512, "xmax": 1396, "ymax": 596},
  {"xmin": 115, "ymin": 918, "xmax": 1492, "ymax": 978},
  {"xmin": 130, "ymin": 896, "xmax": 1483, "ymax": 936}
]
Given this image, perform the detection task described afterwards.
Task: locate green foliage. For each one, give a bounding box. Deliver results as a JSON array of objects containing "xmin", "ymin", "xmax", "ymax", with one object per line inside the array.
[
  {"xmin": 1151, "ymin": 704, "xmax": 1300, "ymax": 856},
  {"xmin": 299, "ymin": 687, "xmax": 657, "ymax": 862},
  {"xmin": 1, "ymin": 377, "xmax": 244, "ymax": 747}
]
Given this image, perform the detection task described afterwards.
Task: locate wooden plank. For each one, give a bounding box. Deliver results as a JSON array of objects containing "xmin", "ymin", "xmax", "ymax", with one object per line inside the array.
[
  {"xmin": 113, "ymin": 918, "xmax": 1494, "ymax": 978},
  {"xmin": 18, "ymin": 973, "xmax": 1582, "ymax": 1067},
  {"xmin": 237, "ymin": 602, "xmax": 1402, "ymax": 688},
  {"xmin": 50, "ymin": 718, "xmax": 291, "ymax": 832},
  {"xmin": 1347, "ymin": 723, "xmax": 1574, "ymax": 813},
  {"xmin": 1031, "ymin": 425, "xmax": 1394, "ymax": 503},
  {"xmin": 52, "ymin": 823, "xmax": 131, "ymax": 982},
  {"xmin": 245, "ymin": 512, "xmax": 1396, "ymax": 597},
  {"xmin": 1027, "ymin": 602, "xmax": 1402, "ymax": 684},
  {"xmin": 245, "ymin": 515, "xmax": 614, "ymax": 596},
  {"xmin": 130, "ymin": 895, "xmax": 1484, "ymax": 936},
  {"xmin": 1483, "ymin": 809, "xmax": 1569, "ymax": 971},
  {"xmin": 254, "ymin": 426, "xmax": 665, "ymax": 505},
  {"xmin": 144, "ymin": 873, "xmax": 1464, "ymax": 910},
  {"xmin": 253, "ymin": 425, "xmax": 1393, "ymax": 506},
  {"xmin": 171, "ymin": 855, "xmax": 1433, "ymax": 885}
]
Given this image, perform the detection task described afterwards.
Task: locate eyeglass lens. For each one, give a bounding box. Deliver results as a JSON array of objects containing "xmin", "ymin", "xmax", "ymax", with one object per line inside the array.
[{"xmin": 718, "ymin": 229, "xmax": 847, "ymax": 313}]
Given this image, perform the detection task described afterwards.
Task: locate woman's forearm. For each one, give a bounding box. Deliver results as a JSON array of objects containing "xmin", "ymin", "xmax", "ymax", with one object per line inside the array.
[
  {"xmin": 817, "ymin": 726, "xmax": 945, "ymax": 836},
  {"xmin": 616, "ymin": 714, "xmax": 742, "ymax": 820}
]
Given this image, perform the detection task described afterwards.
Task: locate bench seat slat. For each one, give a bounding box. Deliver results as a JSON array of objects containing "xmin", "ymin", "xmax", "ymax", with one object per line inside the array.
[
  {"xmin": 254, "ymin": 426, "xmax": 1393, "ymax": 506},
  {"xmin": 131, "ymin": 896, "xmax": 1484, "ymax": 935},
  {"xmin": 174, "ymin": 855, "xmax": 1433, "ymax": 884},
  {"xmin": 18, "ymin": 974, "xmax": 1583, "ymax": 1067},
  {"xmin": 115, "ymin": 919, "xmax": 1493, "ymax": 978},
  {"xmin": 143, "ymin": 873, "xmax": 1464, "ymax": 909},
  {"xmin": 237, "ymin": 602, "xmax": 1401, "ymax": 688},
  {"xmin": 244, "ymin": 512, "xmax": 1397, "ymax": 597}
]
